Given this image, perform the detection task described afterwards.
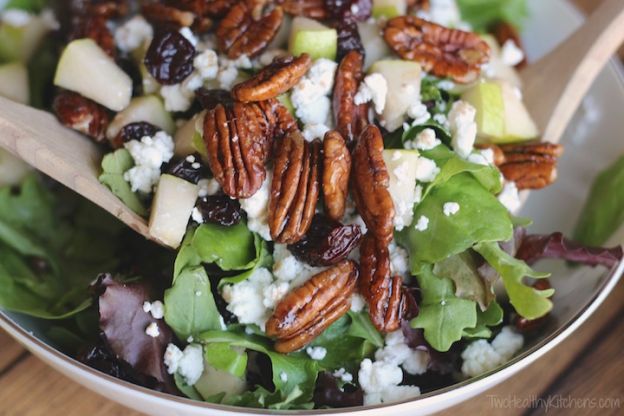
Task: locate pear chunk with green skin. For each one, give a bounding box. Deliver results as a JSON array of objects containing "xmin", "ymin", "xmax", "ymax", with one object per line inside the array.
[
  {"xmin": 289, "ymin": 17, "xmax": 337, "ymax": 61},
  {"xmin": 369, "ymin": 60, "xmax": 421, "ymax": 132},
  {"xmin": 194, "ymin": 361, "xmax": 247, "ymax": 400},
  {"xmin": 372, "ymin": 0, "xmax": 407, "ymax": 18},
  {"xmin": 148, "ymin": 174, "xmax": 199, "ymax": 248},
  {"xmin": 54, "ymin": 39, "xmax": 132, "ymax": 111},
  {"xmin": 462, "ymin": 80, "xmax": 538, "ymax": 144},
  {"xmin": 0, "ymin": 62, "xmax": 29, "ymax": 104},
  {"xmin": 174, "ymin": 111, "xmax": 205, "ymax": 158},
  {"xmin": 106, "ymin": 95, "xmax": 175, "ymax": 140},
  {"xmin": 382, "ymin": 149, "xmax": 421, "ymax": 230},
  {"xmin": 0, "ymin": 16, "xmax": 48, "ymax": 63},
  {"xmin": 358, "ymin": 21, "xmax": 392, "ymax": 70}
]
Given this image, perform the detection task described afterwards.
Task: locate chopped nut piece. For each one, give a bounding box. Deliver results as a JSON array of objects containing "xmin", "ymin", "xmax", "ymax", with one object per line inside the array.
[
  {"xmin": 333, "ymin": 50, "xmax": 368, "ymax": 142},
  {"xmin": 497, "ymin": 142, "xmax": 563, "ymax": 190},
  {"xmin": 53, "ymin": 91, "xmax": 110, "ymax": 143},
  {"xmin": 322, "ymin": 130, "xmax": 351, "ymax": 221}
]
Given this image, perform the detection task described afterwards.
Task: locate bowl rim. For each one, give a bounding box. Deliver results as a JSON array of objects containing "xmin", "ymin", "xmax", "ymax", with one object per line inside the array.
[{"xmin": 2, "ymin": 1, "xmax": 624, "ymax": 414}]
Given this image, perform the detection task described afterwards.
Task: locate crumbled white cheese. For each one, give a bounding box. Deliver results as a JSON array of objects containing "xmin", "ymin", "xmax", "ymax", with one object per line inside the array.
[
  {"xmin": 143, "ymin": 300, "xmax": 165, "ymax": 319},
  {"xmin": 306, "ymin": 58, "xmax": 338, "ymax": 95},
  {"xmin": 279, "ymin": 371, "xmax": 289, "ymax": 382},
  {"xmin": 272, "ymin": 244, "xmax": 324, "ymax": 288},
  {"xmin": 467, "ymin": 148, "xmax": 495, "ymax": 166},
  {"xmin": 375, "ymin": 330, "xmax": 429, "ymax": 375},
  {"xmin": 437, "ymin": 80, "xmax": 456, "ymax": 91},
  {"xmin": 217, "ymin": 63, "xmax": 239, "ymax": 89},
  {"xmin": 418, "ymin": 0, "xmax": 464, "ymax": 29},
  {"xmin": 354, "ymin": 73, "xmax": 388, "ymax": 114},
  {"xmin": 191, "ymin": 207, "xmax": 204, "ymax": 224},
  {"xmin": 333, "ymin": 368, "xmax": 354, "ymax": 383},
  {"xmin": 145, "ymin": 322, "xmax": 160, "ymax": 338},
  {"xmin": 164, "ymin": 343, "xmax": 204, "ymax": 385},
  {"xmin": 306, "ymin": 346, "xmax": 327, "ymax": 361},
  {"xmin": 40, "ymin": 8, "xmax": 59, "ymax": 30},
  {"xmin": 262, "ymin": 280, "xmax": 289, "ymax": 309},
  {"xmin": 302, "ymin": 123, "xmax": 331, "ymax": 142},
  {"xmin": 197, "ymin": 178, "xmax": 220, "ymax": 198},
  {"xmin": 2, "ymin": 9, "xmax": 31, "ymax": 26},
  {"xmin": 160, "ymin": 82, "xmax": 195, "ymax": 112},
  {"xmin": 407, "ymin": 101, "xmax": 430, "ymax": 125},
  {"xmin": 358, "ymin": 358, "xmax": 421, "ymax": 405},
  {"xmin": 299, "ymin": 95, "xmax": 331, "ymax": 125},
  {"xmin": 448, "ymin": 100, "xmax": 477, "ymax": 159},
  {"xmin": 240, "ymin": 171, "xmax": 272, "ymax": 241},
  {"xmin": 404, "ymin": 128, "xmax": 441, "ymax": 151},
  {"xmin": 414, "ymin": 156, "xmax": 440, "ymax": 183},
  {"xmin": 114, "ymin": 16, "xmax": 153, "ymax": 52},
  {"xmin": 433, "ymin": 113, "xmax": 449, "ymax": 129},
  {"xmin": 221, "ymin": 268, "xmax": 277, "ymax": 330},
  {"xmin": 443, "ymin": 202, "xmax": 460, "ymax": 216},
  {"xmin": 179, "ymin": 27, "xmax": 198, "ymax": 45},
  {"xmin": 501, "ymin": 39, "xmax": 525, "ymax": 67},
  {"xmin": 291, "ymin": 59, "xmax": 337, "ymax": 130},
  {"xmin": 461, "ymin": 326, "xmax": 523, "ymax": 377},
  {"xmin": 389, "ymin": 241, "xmax": 410, "ymax": 279},
  {"xmin": 193, "ymin": 49, "xmax": 219, "ymax": 79},
  {"xmin": 350, "ymin": 293, "xmax": 366, "ymax": 313},
  {"xmin": 414, "ymin": 215, "xmax": 429, "ymax": 231},
  {"xmin": 124, "ymin": 131, "xmax": 174, "ymax": 193},
  {"xmin": 497, "ymin": 181, "xmax": 521, "ymax": 213}
]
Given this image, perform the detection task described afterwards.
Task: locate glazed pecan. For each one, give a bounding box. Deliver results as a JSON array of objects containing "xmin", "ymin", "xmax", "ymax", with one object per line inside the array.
[
  {"xmin": 71, "ymin": 0, "xmax": 128, "ymax": 18},
  {"xmin": 475, "ymin": 143, "xmax": 506, "ymax": 166},
  {"xmin": 383, "ymin": 16, "xmax": 491, "ymax": 83},
  {"xmin": 359, "ymin": 234, "xmax": 406, "ymax": 333},
  {"xmin": 53, "ymin": 91, "xmax": 110, "ymax": 143},
  {"xmin": 232, "ymin": 54, "xmax": 312, "ymax": 102},
  {"xmin": 266, "ymin": 260, "xmax": 358, "ymax": 352},
  {"xmin": 491, "ymin": 21, "xmax": 527, "ymax": 69},
  {"xmin": 280, "ymin": 0, "xmax": 328, "ymax": 19},
  {"xmin": 202, "ymin": 102, "xmax": 272, "ymax": 198},
  {"xmin": 497, "ymin": 142, "xmax": 563, "ymax": 190},
  {"xmin": 69, "ymin": 16, "xmax": 116, "ymax": 57},
  {"xmin": 256, "ymin": 98, "xmax": 298, "ymax": 138},
  {"xmin": 142, "ymin": 1, "xmax": 196, "ymax": 28},
  {"xmin": 269, "ymin": 130, "xmax": 321, "ymax": 244},
  {"xmin": 351, "ymin": 125, "xmax": 395, "ymax": 245},
  {"xmin": 322, "ymin": 130, "xmax": 351, "ymax": 221},
  {"xmin": 333, "ymin": 50, "xmax": 367, "ymax": 142},
  {"xmin": 216, "ymin": 2, "xmax": 284, "ymax": 59},
  {"xmin": 169, "ymin": 0, "xmax": 234, "ymax": 17}
]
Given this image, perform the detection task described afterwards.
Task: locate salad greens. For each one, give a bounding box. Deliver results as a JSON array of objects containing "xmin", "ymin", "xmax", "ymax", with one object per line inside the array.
[
  {"xmin": 456, "ymin": 0, "xmax": 529, "ymax": 31},
  {"xmin": 99, "ymin": 149, "xmax": 148, "ymax": 217},
  {"xmin": 573, "ymin": 155, "xmax": 624, "ymax": 246}
]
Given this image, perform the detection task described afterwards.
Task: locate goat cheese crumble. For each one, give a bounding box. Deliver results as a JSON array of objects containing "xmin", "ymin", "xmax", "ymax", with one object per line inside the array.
[
  {"xmin": 443, "ymin": 202, "xmax": 460, "ymax": 216},
  {"xmin": 197, "ymin": 178, "xmax": 220, "ymax": 198},
  {"xmin": 414, "ymin": 215, "xmax": 429, "ymax": 231},
  {"xmin": 145, "ymin": 322, "xmax": 160, "ymax": 338},
  {"xmin": 354, "ymin": 73, "xmax": 388, "ymax": 114},
  {"xmin": 291, "ymin": 59, "xmax": 337, "ymax": 136},
  {"xmin": 239, "ymin": 170, "xmax": 272, "ymax": 241},
  {"xmin": 414, "ymin": 156, "xmax": 440, "ymax": 183},
  {"xmin": 498, "ymin": 181, "xmax": 522, "ymax": 213},
  {"xmin": 405, "ymin": 128, "xmax": 441, "ymax": 151},
  {"xmin": 164, "ymin": 343, "xmax": 204, "ymax": 385},
  {"xmin": 461, "ymin": 326, "xmax": 524, "ymax": 377},
  {"xmin": 124, "ymin": 131, "xmax": 174, "ymax": 193},
  {"xmin": 350, "ymin": 293, "xmax": 366, "ymax": 313},
  {"xmin": 142, "ymin": 300, "xmax": 165, "ymax": 319},
  {"xmin": 114, "ymin": 16, "xmax": 153, "ymax": 52},
  {"xmin": 501, "ymin": 40, "xmax": 525, "ymax": 67},
  {"xmin": 333, "ymin": 368, "xmax": 354, "ymax": 383},
  {"xmin": 273, "ymin": 244, "xmax": 324, "ymax": 288},
  {"xmin": 448, "ymin": 100, "xmax": 477, "ymax": 159},
  {"xmin": 306, "ymin": 346, "xmax": 328, "ymax": 361}
]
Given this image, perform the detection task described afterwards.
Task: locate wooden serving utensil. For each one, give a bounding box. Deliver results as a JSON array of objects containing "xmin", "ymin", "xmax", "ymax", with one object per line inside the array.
[{"xmin": 0, "ymin": 0, "xmax": 623, "ymax": 245}]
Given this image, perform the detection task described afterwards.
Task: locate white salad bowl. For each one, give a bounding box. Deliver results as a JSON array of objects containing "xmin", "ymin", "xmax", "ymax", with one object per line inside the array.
[{"xmin": 1, "ymin": 0, "xmax": 623, "ymax": 415}]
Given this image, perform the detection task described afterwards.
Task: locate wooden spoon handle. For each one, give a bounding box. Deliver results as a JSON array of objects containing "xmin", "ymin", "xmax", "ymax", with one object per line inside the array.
[
  {"xmin": 521, "ymin": 0, "xmax": 624, "ymax": 143},
  {"xmin": 0, "ymin": 96, "xmax": 150, "ymax": 237}
]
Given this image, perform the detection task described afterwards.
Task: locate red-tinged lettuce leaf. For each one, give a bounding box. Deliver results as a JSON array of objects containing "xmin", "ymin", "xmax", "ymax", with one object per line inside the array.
[
  {"xmin": 313, "ymin": 372, "xmax": 363, "ymax": 408},
  {"xmin": 516, "ymin": 232, "xmax": 623, "ymax": 268},
  {"xmin": 92, "ymin": 274, "xmax": 176, "ymax": 392}
]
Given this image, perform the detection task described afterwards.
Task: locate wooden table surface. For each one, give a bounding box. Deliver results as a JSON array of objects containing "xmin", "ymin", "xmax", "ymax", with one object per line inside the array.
[{"xmin": 1, "ymin": 1, "xmax": 624, "ymax": 415}]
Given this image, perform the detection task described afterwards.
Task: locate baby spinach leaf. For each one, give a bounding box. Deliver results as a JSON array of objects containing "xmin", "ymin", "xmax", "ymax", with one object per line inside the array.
[
  {"xmin": 99, "ymin": 149, "xmax": 147, "ymax": 217},
  {"xmin": 573, "ymin": 155, "xmax": 624, "ymax": 246},
  {"xmin": 411, "ymin": 265, "xmax": 477, "ymax": 352},
  {"xmin": 397, "ymin": 173, "xmax": 513, "ymax": 273},
  {"xmin": 457, "ymin": 0, "xmax": 529, "ymax": 31},
  {"xmin": 346, "ymin": 311, "xmax": 384, "ymax": 348},
  {"xmin": 204, "ymin": 343, "xmax": 248, "ymax": 378},
  {"xmin": 474, "ymin": 241, "xmax": 552, "ymax": 320},
  {"xmin": 164, "ymin": 266, "xmax": 223, "ymax": 340}
]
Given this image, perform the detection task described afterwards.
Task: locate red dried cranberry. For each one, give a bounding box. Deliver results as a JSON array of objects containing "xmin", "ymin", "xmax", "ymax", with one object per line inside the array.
[
  {"xmin": 144, "ymin": 30, "xmax": 196, "ymax": 85},
  {"xmin": 195, "ymin": 88, "xmax": 233, "ymax": 110},
  {"xmin": 121, "ymin": 122, "xmax": 160, "ymax": 141},
  {"xmin": 166, "ymin": 155, "xmax": 208, "ymax": 184},
  {"xmin": 288, "ymin": 214, "xmax": 362, "ymax": 266},
  {"xmin": 334, "ymin": 20, "xmax": 366, "ymax": 62},
  {"xmin": 197, "ymin": 195, "xmax": 242, "ymax": 226},
  {"xmin": 326, "ymin": 0, "xmax": 372, "ymax": 21}
]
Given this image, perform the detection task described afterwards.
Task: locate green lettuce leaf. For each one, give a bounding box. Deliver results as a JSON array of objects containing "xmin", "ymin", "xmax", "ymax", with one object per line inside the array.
[
  {"xmin": 411, "ymin": 265, "xmax": 477, "ymax": 352},
  {"xmin": 462, "ymin": 300, "xmax": 503, "ymax": 339},
  {"xmin": 204, "ymin": 343, "xmax": 248, "ymax": 378},
  {"xmin": 4, "ymin": 0, "xmax": 47, "ymax": 12},
  {"xmin": 99, "ymin": 149, "xmax": 147, "ymax": 217},
  {"xmin": 457, "ymin": 0, "xmax": 529, "ymax": 31},
  {"xmin": 164, "ymin": 266, "xmax": 223, "ymax": 340},
  {"xmin": 397, "ymin": 173, "xmax": 513, "ymax": 273},
  {"xmin": 573, "ymin": 155, "xmax": 624, "ymax": 246},
  {"xmin": 474, "ymin": 241, "xmax": 553, "ymax": 319}
]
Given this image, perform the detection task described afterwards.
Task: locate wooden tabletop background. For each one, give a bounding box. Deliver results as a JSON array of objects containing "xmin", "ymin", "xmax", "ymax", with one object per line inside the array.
[{"xmin": 1, "ymin": 0, "xmax": 623, "ymax": 415}]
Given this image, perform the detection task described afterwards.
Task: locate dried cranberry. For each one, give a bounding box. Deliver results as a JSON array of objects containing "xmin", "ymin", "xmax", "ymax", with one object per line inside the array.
[
  {"xmin": 326, "ymin": 0, "xmax": 372, "ymax": 21},
  {"xmin": 121, "ymin": 122, "xmax": 160, "ymax": 141},
  {"xmin": 197, "ymin": 195, "xmax": 242, "ymax": 226},
  {"xmin": 166, "ymin": 155, "xmax": 208, "ymax": 184},
  {"xmin": 334, "ymin": 20, "xmax": 366, "ymax": 62},
  {"xmin": 195, "ymin": 88, "xmax": 233, "ymax": 110},
  {"xmin": 289, "ymin": 214, "xmax": 362, "ymax": 266},
  {"xmin": 144, "ymin": 30, "xmax": 196, "ymax": 85},
  {"xmin": 313, "ymin": 372, "xmax": 363, "ymax": 408}
]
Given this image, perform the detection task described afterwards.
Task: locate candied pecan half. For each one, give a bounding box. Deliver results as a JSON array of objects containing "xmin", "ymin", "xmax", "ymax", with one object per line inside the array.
[
  {"xmin": 53, "ymin": 91, "xmax": 110, "ymax": 143},
  {"xmin": 496, "ymin": 142, "xmax": 563, "ymax": 190},
  {"xmin": 142, "ymin": 1, "xmax": 196, "ymax": 28},
  {"xmin": 333, "ymin": 50, "xmax": 367, "ymax": 142},
  {"xmin": 491, "ymin": 21, "xmax": 527, "ymax": 69},
  {"xmin": 266, "ymin": 260, "xmax": 358, "ymax": 352},
  {"xmin": 289, "ymin": 214, "xmax": 362, "ymax": 266},
  {"xmin": 232, "ymin": 54, "xmax": 312, "ymax": 102},
  {"xmin": 359, "ymin": 234, "xmax": 406, "ymax": 333},
  {"xmin": 383, "ymin": 16, "xmax": 490, "ymax": 83},
  {"xmin": 280, "ymin": 0, "xmax": 328, "ymax": 19},
  {"xmin": 351, "ymin": 125, "xmax": 395, "ymax": 245},
  {"xmin": 322, "ymin": 130, "xmax": 351, "ymax": 220},
  {"xmin": 71, "ymin": 0, "xmax": 128, "ymax": 18},
  {"xmin": 216, "ymin": 2, "xmax": 284, "ymax": 59},
  {"xmin": 202, "ymin": 102, "xmax": 271, "ymax": 198},
  {"xmin": 256, "ymin": 98, "xmax": 298, "ymax": 139},
  {"xmin": 169, "ymin": 0, "xmax": 234, "ymax": 17},
  {"xmin": 69, "ymin": 16, "xmax": 116, "ymax": 57},
  {"xmin": 269, "ymin": 130, "xmax": 321, "ymax": 244}
]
